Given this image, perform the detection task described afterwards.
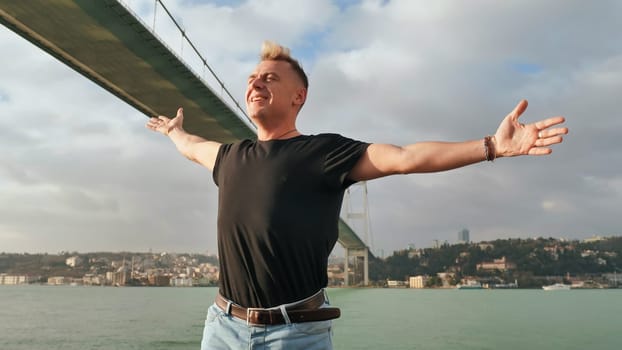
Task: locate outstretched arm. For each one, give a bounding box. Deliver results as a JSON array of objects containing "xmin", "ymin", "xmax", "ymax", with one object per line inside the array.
[
  {"xmin": 348, "ymin": 100, "xmax": 568, "ymax": 182},
  {"xmin": 146, "ymin": 107, "xmax": 221, "ymax": 171}
]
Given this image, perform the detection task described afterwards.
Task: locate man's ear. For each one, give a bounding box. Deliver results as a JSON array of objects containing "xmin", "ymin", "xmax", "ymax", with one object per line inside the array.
[{"xmin": 293, "ymin": 87, "xmax": 307, "ymax": 107}]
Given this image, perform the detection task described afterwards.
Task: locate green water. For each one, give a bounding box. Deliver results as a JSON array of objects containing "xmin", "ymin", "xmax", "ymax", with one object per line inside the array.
[
  {"xmin": 0, "ymin": 286, "xmax": 619, "ymax": 349},
  {"xmin": 330, "ymin": 288, "xmax": 620, "ymax": 349}
]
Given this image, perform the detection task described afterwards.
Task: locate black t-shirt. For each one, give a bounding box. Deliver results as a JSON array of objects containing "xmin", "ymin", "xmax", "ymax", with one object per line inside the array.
[{"xmin": 212, "ymin": 133, "xmax": 369, "ymax": 308}]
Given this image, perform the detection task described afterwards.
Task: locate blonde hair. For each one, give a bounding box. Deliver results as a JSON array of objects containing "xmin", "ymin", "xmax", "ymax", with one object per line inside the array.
[{"xmin": 260, "ymin": 41, "xmax": 308, "ymax": 88}]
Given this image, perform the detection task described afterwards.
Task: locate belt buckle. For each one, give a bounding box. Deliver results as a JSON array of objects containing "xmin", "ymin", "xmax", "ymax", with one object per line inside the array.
[{"xmin": 246, "ymin": 307, "xmax": 264, "ymax": 326}]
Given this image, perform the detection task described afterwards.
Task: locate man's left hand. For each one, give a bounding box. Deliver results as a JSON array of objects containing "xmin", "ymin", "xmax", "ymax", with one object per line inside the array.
[{"xmin": 493, "ymin": 100, "xmax": 568, "ymax": 158}]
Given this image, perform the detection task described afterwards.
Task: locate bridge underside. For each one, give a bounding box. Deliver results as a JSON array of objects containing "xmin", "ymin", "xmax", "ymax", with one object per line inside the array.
[
  {"xmin": 0, "ymin": 0, "xmax": 371, "ymax": 284},
  {"xmin": 0, "ymin": 0, "xmax": 254, "ymax": 142}
]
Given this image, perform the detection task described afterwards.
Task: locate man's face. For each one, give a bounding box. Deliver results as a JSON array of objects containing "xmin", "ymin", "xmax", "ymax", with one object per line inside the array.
[{"xmin": 245, "ymin": 60, "xmax": 305, "ymax": 122}]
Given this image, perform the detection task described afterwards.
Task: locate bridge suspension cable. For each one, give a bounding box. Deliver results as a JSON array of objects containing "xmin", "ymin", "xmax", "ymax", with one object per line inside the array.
[{"xmin": 143, "ymin": 0, "xmax": 255, "ymax": 129}]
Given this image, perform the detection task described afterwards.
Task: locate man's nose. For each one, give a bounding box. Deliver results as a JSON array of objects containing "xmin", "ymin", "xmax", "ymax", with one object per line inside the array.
[{"xmin": 249, "ymin": 76, "xmax": 264, "ymax": 89}]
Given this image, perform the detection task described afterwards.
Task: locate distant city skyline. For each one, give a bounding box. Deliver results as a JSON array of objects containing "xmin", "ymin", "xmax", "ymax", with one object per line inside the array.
[{"xmin": 1, "ymin": 0, "xmax": 621, "ymax": 255}]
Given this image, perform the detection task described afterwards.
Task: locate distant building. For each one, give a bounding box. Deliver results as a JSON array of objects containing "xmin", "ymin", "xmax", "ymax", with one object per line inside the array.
[
  {"xmin": 170, "ymin": 276, "xmax": 192, "ymax": 287},
  {"xmin": 603, "ymin": 273, "xmax": 620, "ymax": 287},
  {"xmin": 47, "ymin": 276, "xmax": 67, "ymax": 285},
  {"xmin": 477, "ymin": 257, "xmax": 516, "ymax": 271},
  {"xmin": 148, "ymin": 274, "xmax": 171, "ymax": 286},
  {"xmin": 478, "ymin": 243, "xmax": 494, "ymax": 250},
  {"xmin": 408, "ymin": 249, "xmax": 423, "ymax": 259},
  {"xmin": 66, "ymin": 256, "xmax": 83, "ymax": 267},
  {"xmin": 386, "ymin": 280, "xmax": 407, "ymax": 288},
  {"xmin": 109, "ymin": 266, "xmax": 129, "ymax": 286},
  {"xmin": 409, "ymin": 275, "xmax": 428, "ymax": 289},
  {"xmin": 458, "ymin": 228, "xmax": 470, "ymax": 244},
  {"xmin": 0, "ymin": 274, "xmax": 37, "ymax": 285},
  {"xmin": 581, "ymin": 250, "xmax": 597, "ymax": 258},
  {"xmin": 82, "ymin": 274, "xmax": 103, "ymax": 286}
]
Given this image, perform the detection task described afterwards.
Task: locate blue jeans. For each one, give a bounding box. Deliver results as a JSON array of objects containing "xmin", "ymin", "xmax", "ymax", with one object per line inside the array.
[{"xmin": 200, "ymin": 299, "xmax": 333, "ymax": 349}]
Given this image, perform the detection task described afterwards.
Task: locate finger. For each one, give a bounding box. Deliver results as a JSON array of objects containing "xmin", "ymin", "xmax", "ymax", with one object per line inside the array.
[
  {"xmin": 146, "ymin": 122, "xmax": 160, "ymax": 131},
  {"xmin": 176, "ymin": 107, "xmax": 184, "ymax": 119},
  {"xmin": 537, "ymin": 127, "xmax": 568, "ymax": 139},
  {"xmin": 535, "ymin": 136, "xmax": 564, "ymax": 147},
  {"xmin": 528, "ymin": 147, "xmax": 553, "ymax": 156},
  {"xmin": 157, "ymin": 116, "xmax": 171, "ymax": 122},
  {"xmin": 534, "ymin": 116, "xmax": 566, "ymax": 130},
  {"xmin": 510, "ymin": 99, "xmax": 528, "ymax": 121},
  {"xmin": 146, "ymin": 118, "xmax": 160, "ymax": 128}
]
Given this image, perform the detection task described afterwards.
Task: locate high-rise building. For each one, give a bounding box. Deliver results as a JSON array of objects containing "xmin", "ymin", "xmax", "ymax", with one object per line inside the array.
[{"xmin": 458, "ymin": 228, "xmax": 470, "ymax": 244}]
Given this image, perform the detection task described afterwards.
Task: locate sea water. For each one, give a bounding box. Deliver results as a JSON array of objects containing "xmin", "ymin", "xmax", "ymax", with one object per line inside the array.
[{"xmin": 0, "ymin": 286, "xmax": 620, "ymax": 350}]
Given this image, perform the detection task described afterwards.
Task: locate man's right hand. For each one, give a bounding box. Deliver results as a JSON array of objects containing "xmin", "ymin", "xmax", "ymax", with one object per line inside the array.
[
  {"xmin": 146, "ymin": 107, "xmax": 185, "ymax": 136},
  {"xmin": 145, "ymin": 107, "xmax": 221, "ymax": 171}
]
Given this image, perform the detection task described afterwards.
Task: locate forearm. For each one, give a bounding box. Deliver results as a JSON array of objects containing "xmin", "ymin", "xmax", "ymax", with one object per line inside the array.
[
  {"xmin": 399, "ymin": 139, "xmax": 492, "ymax": 173},
  {"xmin": 168, "ymin": 127, "xmax": 208, "ymax": 161},
  {"xmin": 349, "ymin": 138, "xmax": 496, "ymax": 181}
]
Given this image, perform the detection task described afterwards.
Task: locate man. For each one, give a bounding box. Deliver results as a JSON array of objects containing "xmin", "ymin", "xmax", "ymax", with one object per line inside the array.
[{"xmin": 146, "ymin": 41, "xmax": 568, "ymax": 349}]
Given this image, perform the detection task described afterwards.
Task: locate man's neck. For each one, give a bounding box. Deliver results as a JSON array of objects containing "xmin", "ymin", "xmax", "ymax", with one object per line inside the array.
[
  {"xmin": 254, "ymin": 114, "xmax": 300, "ymax": 141},
  {"xmin": 257, "ymin": 126, "xmax": 301, "ymax": 141}
]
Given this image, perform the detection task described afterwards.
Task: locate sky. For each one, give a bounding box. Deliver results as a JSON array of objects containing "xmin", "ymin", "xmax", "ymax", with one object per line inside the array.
[{"xmin": 1, "ymin": 0, "xmax": 621, "ymax": 257}]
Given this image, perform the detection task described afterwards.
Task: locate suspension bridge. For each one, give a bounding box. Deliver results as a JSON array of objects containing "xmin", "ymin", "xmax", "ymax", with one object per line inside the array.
[{"xmin": 0, "ymin": 0, "xmax": 373, "ymax": 285}]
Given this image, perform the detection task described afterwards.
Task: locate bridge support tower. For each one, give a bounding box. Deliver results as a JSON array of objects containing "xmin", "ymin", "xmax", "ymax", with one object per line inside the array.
[{"xmin": 343, "ymin": 181, "xmax": 372, "ymax": 286}]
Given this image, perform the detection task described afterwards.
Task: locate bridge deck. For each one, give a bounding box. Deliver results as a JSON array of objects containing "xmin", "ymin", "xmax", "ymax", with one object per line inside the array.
[{"xmin": 0, "ymin": 0, "xmax": 368, "ymax": 252}]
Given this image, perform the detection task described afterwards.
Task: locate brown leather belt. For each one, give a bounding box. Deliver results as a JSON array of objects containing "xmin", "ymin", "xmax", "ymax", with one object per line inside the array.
[{"xmin": 215, "ymin": 292, "xmax": 341, "ymax": 325}]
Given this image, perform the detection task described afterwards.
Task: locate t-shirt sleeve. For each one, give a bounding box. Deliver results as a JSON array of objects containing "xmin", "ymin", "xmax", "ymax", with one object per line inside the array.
[
  {"xmin": 212, "ymin": 143, "xmax": 231, "ymax": 187},
  {"xmin": 323, "ymin": 134, "xmax": 370, "ymax": 189}
]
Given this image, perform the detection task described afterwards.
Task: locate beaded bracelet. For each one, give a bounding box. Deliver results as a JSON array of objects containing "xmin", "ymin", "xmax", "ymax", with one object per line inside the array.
[{"xmin": 484, "ymin": 136, "xmax": 496, "ymax": 162}]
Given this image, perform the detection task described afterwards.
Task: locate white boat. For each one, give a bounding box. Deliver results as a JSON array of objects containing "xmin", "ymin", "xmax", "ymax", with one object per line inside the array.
[{"xmin": 542, "ymin": 283, "xmax": 571, "ymax": 291}]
